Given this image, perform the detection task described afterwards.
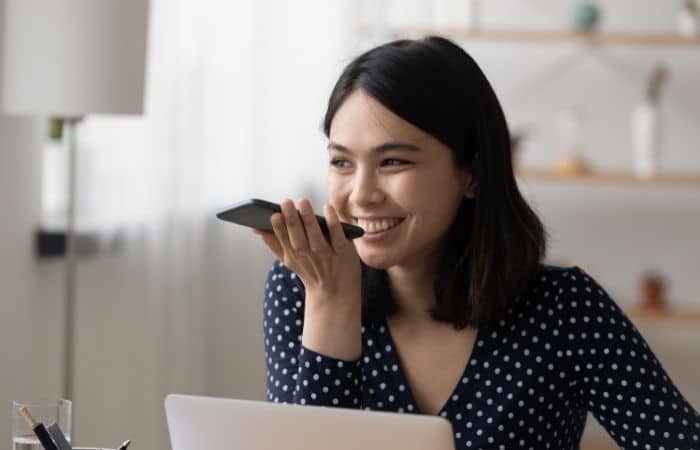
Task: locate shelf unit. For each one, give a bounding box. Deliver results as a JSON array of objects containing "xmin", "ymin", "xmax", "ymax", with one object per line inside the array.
[
  {"xmin": 516, "ymin": 168, "xmax": 700, "ymax": 188},
  {"xmin": 360, "ymin": 26, "xmax": 700, "ymax": 48},
  {"xmin": 362, "ymin": 26, "xmax": 700, "ymax": 190}
]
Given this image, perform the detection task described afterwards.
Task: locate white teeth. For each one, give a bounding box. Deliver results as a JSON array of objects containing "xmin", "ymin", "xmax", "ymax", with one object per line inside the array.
[{"xmin": 356, "ymin": 218, "xmax": 402, "ymax": 234}]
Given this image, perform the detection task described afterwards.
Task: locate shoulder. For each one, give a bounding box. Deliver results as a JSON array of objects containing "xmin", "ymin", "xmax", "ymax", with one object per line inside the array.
[
  {"xmin": 513, "ymin": 264, "xmax": 621, "ymax": 320},
  {"xmin": 529, "ymin": 264, "xmax": 610, "ymax": 300},
  {"xmin": 522, "ymin": 264, "xmax": 629, "ymax": 334}
]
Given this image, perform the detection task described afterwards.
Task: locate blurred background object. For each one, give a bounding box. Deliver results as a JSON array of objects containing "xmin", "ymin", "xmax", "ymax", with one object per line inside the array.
[
  {"xmin": 571, "ymin": 1, "xmax": 601, "ymax": 31},
  {"xmin": 677, "ymin": 0, "xmax": 699, "ymax": 37},
  {"xmin": 632, "ymin": 63, "xmax": 669, "ymax": 179},
  {"xmin": 638, "ymin": 270, "xmax": 668, "ymax": 311},
  {"xmin": 552, "ymin": 107, "xmax": 593, "ymax": 176},
  {"xmin": 1, "ymin": 2, "xmax": 699, "ymax": 450},
  {"xmin": 2, "ymin": 2, "xmax": 149, "ymax": 420}
]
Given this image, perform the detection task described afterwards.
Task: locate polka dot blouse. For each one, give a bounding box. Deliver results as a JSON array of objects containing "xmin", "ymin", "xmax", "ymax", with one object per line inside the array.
[{"xmin": 263, "ymin": 261, "xmax": 700, "ymax": 449}]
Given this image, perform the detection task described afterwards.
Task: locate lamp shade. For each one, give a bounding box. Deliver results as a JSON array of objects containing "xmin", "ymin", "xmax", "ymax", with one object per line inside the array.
[{"xmin": 2, "ymin": 0, "xmax": 149, "ymax": 116}]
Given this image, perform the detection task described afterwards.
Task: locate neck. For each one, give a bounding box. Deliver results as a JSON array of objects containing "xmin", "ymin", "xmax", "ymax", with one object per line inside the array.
[{"xmin": 386, "ymin": 258, "xmax": 437, "ymax": 322}]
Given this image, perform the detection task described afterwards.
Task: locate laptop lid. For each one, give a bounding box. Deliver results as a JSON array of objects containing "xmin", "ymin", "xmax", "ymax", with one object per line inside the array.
[{"xmin": 165, "ymin": 394, "xmax": 455, "ymax": 450}]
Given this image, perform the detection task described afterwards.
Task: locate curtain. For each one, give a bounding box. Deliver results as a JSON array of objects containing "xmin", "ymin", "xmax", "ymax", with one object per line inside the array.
[{"xmin": 68, "ymin": 1, "xmax": 359, "ymax": 448}]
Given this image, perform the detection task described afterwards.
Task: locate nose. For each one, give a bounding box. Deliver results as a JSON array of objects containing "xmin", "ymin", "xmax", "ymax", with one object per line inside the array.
[{"xmin": 349, "ymin": 167, "xmax": 384, "ymax": 207}]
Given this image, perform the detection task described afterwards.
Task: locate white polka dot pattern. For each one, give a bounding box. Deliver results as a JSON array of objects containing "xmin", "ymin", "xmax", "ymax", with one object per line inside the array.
[{"xmin": 263, "ymin": 261, "xmax": 700, "ymax": 449}]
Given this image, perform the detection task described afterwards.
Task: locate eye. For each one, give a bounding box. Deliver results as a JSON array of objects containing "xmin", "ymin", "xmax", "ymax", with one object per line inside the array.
[
  {"xmin": 381, "ymin": 158, "xmax": 409, "ymax": 167},
  {"xmin": 329, "ymin": 158, "xmax": 351, "ymax": 169}
]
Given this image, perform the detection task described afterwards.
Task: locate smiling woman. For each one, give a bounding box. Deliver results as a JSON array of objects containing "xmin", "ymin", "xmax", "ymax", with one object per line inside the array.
[
  {"xmin": 252, "ymin": 36, "xmax": 700, "ymax": 450},
  {"xmin": 321, "ymin": 38, "xmax": 546, "ymax": 330}
]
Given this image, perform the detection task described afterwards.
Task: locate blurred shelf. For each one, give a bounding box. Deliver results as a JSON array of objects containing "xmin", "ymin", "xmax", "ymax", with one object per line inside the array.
[
  {"xmin": 626, "ymin": 309, "xmax": 700, "ymax": 327},
  {"xmin": 516, "ymin": 168, "xmax": 700, "ymax": 188},
  {"xmin": 361, "ymin": 26, "xmax": 700, "ymax": 48}
]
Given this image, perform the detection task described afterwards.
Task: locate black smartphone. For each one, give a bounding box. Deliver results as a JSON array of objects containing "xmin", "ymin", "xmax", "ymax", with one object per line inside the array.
[{"xmin": 216, "ymin": 198, "xmax": 364, "ymax": 240}]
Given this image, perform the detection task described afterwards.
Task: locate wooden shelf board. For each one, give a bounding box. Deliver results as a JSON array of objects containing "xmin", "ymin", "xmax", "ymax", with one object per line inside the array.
[
  {"xmin": 516, "ymin": 168, "xmax": 700, "ymax": 188},
  {"xmin": 626, "ymin": 309, "xmax": 700, "ymax": 326},
  {"xmin": 361, "ymin": 26, "xmax": 700, "ymax": 48}
]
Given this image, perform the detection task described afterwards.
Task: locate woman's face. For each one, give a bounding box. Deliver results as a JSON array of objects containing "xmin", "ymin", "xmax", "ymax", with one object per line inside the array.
[{"xmin": 327, "ymin": 89, "xmax": 473, "ymax": 270}]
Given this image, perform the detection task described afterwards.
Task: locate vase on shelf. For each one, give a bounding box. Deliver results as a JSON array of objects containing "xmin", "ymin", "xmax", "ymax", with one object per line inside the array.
[
  {"xmin": 638, "ymin": 271, "xmax": 667, "ymax": 312},
  {"xmin": 677, "ymin": 0, "xmax": 699, "ymax": 38},
  {"xmin": 632, "ymin": 102, "xmax": 660, "ymax": 179},
  {"xmin": 571, "ymin": 2, "xmax": 601, "ymax": 32},
  {"xmin": 631, "ymin": 64, "xmax": 669, "ymax": 180}
]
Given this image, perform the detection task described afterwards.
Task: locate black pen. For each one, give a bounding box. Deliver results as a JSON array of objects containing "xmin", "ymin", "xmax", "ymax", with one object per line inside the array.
[
  {"xmin": 18, "ymin": 407, "xmax": 59, "ymax": 450},
  {"xmin": 117, "ymin": 439, "xmax": 131, "ymax": 450},
  {"xmin": 46, "ymin": 422, "xmax": 72, "ymax": 450}
]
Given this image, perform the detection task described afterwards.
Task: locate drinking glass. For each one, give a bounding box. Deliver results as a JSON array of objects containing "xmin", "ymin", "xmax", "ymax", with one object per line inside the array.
[{"xmin": 12, "ymin": 399, "xmax": 72, "ymax": 450}]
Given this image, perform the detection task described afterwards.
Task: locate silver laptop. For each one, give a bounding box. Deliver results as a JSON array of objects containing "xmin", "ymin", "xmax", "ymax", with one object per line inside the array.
[{"xmin": 165, "ymin": 394, "xmax": 455, "ymax": 450}]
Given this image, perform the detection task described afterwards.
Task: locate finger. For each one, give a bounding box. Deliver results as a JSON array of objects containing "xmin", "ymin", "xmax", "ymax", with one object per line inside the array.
[
  {"xmin": 261, "ymin": 233, "xmax": 284, "ymax": 261},
  {"xmin": 252, "ymin": 228, "xmax": 284, "ymax": 260},
  {"xmin": 270, "ymin": 211, "xmax": 293, "ymax": 259},
  {"xmin": 325, "ymin": 203, "xmax": 349, "ymax": 251},
  {"xmin": 297, "ymin": 198, "xmax": 329, "ymax": 253},
  {"xmin": 281, "ymin": 198, "xmax": 309, "ymax": 253}
]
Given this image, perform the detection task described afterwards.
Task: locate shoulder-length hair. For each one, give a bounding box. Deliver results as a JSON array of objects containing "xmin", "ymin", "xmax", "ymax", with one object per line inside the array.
[{"xmin": 322, "ymin": 36, "xmax": 547, "ymax": 329}]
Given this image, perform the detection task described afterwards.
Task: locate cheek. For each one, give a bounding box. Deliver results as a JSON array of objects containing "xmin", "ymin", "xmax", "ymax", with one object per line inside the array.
[
  {"xmin": 326, "ymin": 176, "xmax": 349, "ymax": 208},
  {"xmin": 403, "ymin": 171, "xmax": 463, "ymax": 226},
  {"xmin": 387, "ymin": 171, "xmax": 438, "ymax": 213},
  {"xmin": 383, "ymin": 172, "xmax": 418, "ymax": 203}
]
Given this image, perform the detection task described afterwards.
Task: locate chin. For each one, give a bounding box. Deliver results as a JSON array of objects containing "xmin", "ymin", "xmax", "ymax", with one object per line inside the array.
[{"xmin": 357, "ymin": 250, "xmax": 397, "ymax": 270}]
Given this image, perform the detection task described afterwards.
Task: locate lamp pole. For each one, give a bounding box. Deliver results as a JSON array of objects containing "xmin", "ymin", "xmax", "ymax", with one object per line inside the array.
[{"xmin": 63, "ymin": 117, "xmax": 82, "ymax": 401}]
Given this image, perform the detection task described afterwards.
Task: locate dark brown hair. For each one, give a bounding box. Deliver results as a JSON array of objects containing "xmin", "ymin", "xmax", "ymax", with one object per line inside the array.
[{"xmin": 322, "ymin": 36, "xmax": 547, "ymax": 329}]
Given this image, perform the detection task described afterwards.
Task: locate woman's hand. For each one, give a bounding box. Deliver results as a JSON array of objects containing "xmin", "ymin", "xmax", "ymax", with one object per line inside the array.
[{"xmin": 252, "ymin": 198, "xmax": 362, "ymax": 304}]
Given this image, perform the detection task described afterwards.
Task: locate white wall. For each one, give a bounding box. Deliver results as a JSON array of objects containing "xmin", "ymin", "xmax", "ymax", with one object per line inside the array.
[{"xmin": 0, "ymin": 27, "xmax": 65, "ymax": 450}]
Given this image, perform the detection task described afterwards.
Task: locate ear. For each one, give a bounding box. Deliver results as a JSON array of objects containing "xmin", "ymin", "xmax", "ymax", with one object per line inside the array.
[{"xmin": 460, "ymin": 169, "xmax": 476, "ymax": 199}]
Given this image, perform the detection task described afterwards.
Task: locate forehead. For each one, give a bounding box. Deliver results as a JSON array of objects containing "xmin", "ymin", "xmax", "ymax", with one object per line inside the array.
[{"xmin": 329, "ymin": 90, "xmax": 429, "ymax": 149}]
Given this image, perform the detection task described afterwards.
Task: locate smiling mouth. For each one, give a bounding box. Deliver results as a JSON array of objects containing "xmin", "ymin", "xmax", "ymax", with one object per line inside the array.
[{"xmin": 352, "ymin": 217, "xmax": 405, "ymax": 234}]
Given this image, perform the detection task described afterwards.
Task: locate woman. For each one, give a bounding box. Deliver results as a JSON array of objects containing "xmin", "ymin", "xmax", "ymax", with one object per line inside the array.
[{"xmin": 252, "ymin": 36, "xmax": 699, "ymax": 449}]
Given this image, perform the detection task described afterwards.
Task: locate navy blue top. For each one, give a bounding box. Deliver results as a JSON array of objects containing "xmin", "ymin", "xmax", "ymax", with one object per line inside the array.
[{"xmin": 262, "ymin": 261, "xmax": 700, "ymax": 449}]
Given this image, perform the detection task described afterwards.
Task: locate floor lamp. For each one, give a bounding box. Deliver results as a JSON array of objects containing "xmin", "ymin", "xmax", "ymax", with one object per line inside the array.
[{"xmin": 1, "ymin": 0, "xmax": 149, "ymax": 404}]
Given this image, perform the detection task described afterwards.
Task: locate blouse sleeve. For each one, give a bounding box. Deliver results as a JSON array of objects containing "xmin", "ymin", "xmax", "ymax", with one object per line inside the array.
[
  {"xmin": 262, "ymin": 260, "xmax": 362, "ymax": 408},
  {"xmin": 562, "ymin": 267, "xmax": 700, "ymax": 448}
]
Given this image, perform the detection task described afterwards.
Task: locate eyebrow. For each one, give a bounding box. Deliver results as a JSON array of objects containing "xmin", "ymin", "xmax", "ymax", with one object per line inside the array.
[{"xmin": 327, "ymin": 141, "xmax": 421, "ymax": 154}]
